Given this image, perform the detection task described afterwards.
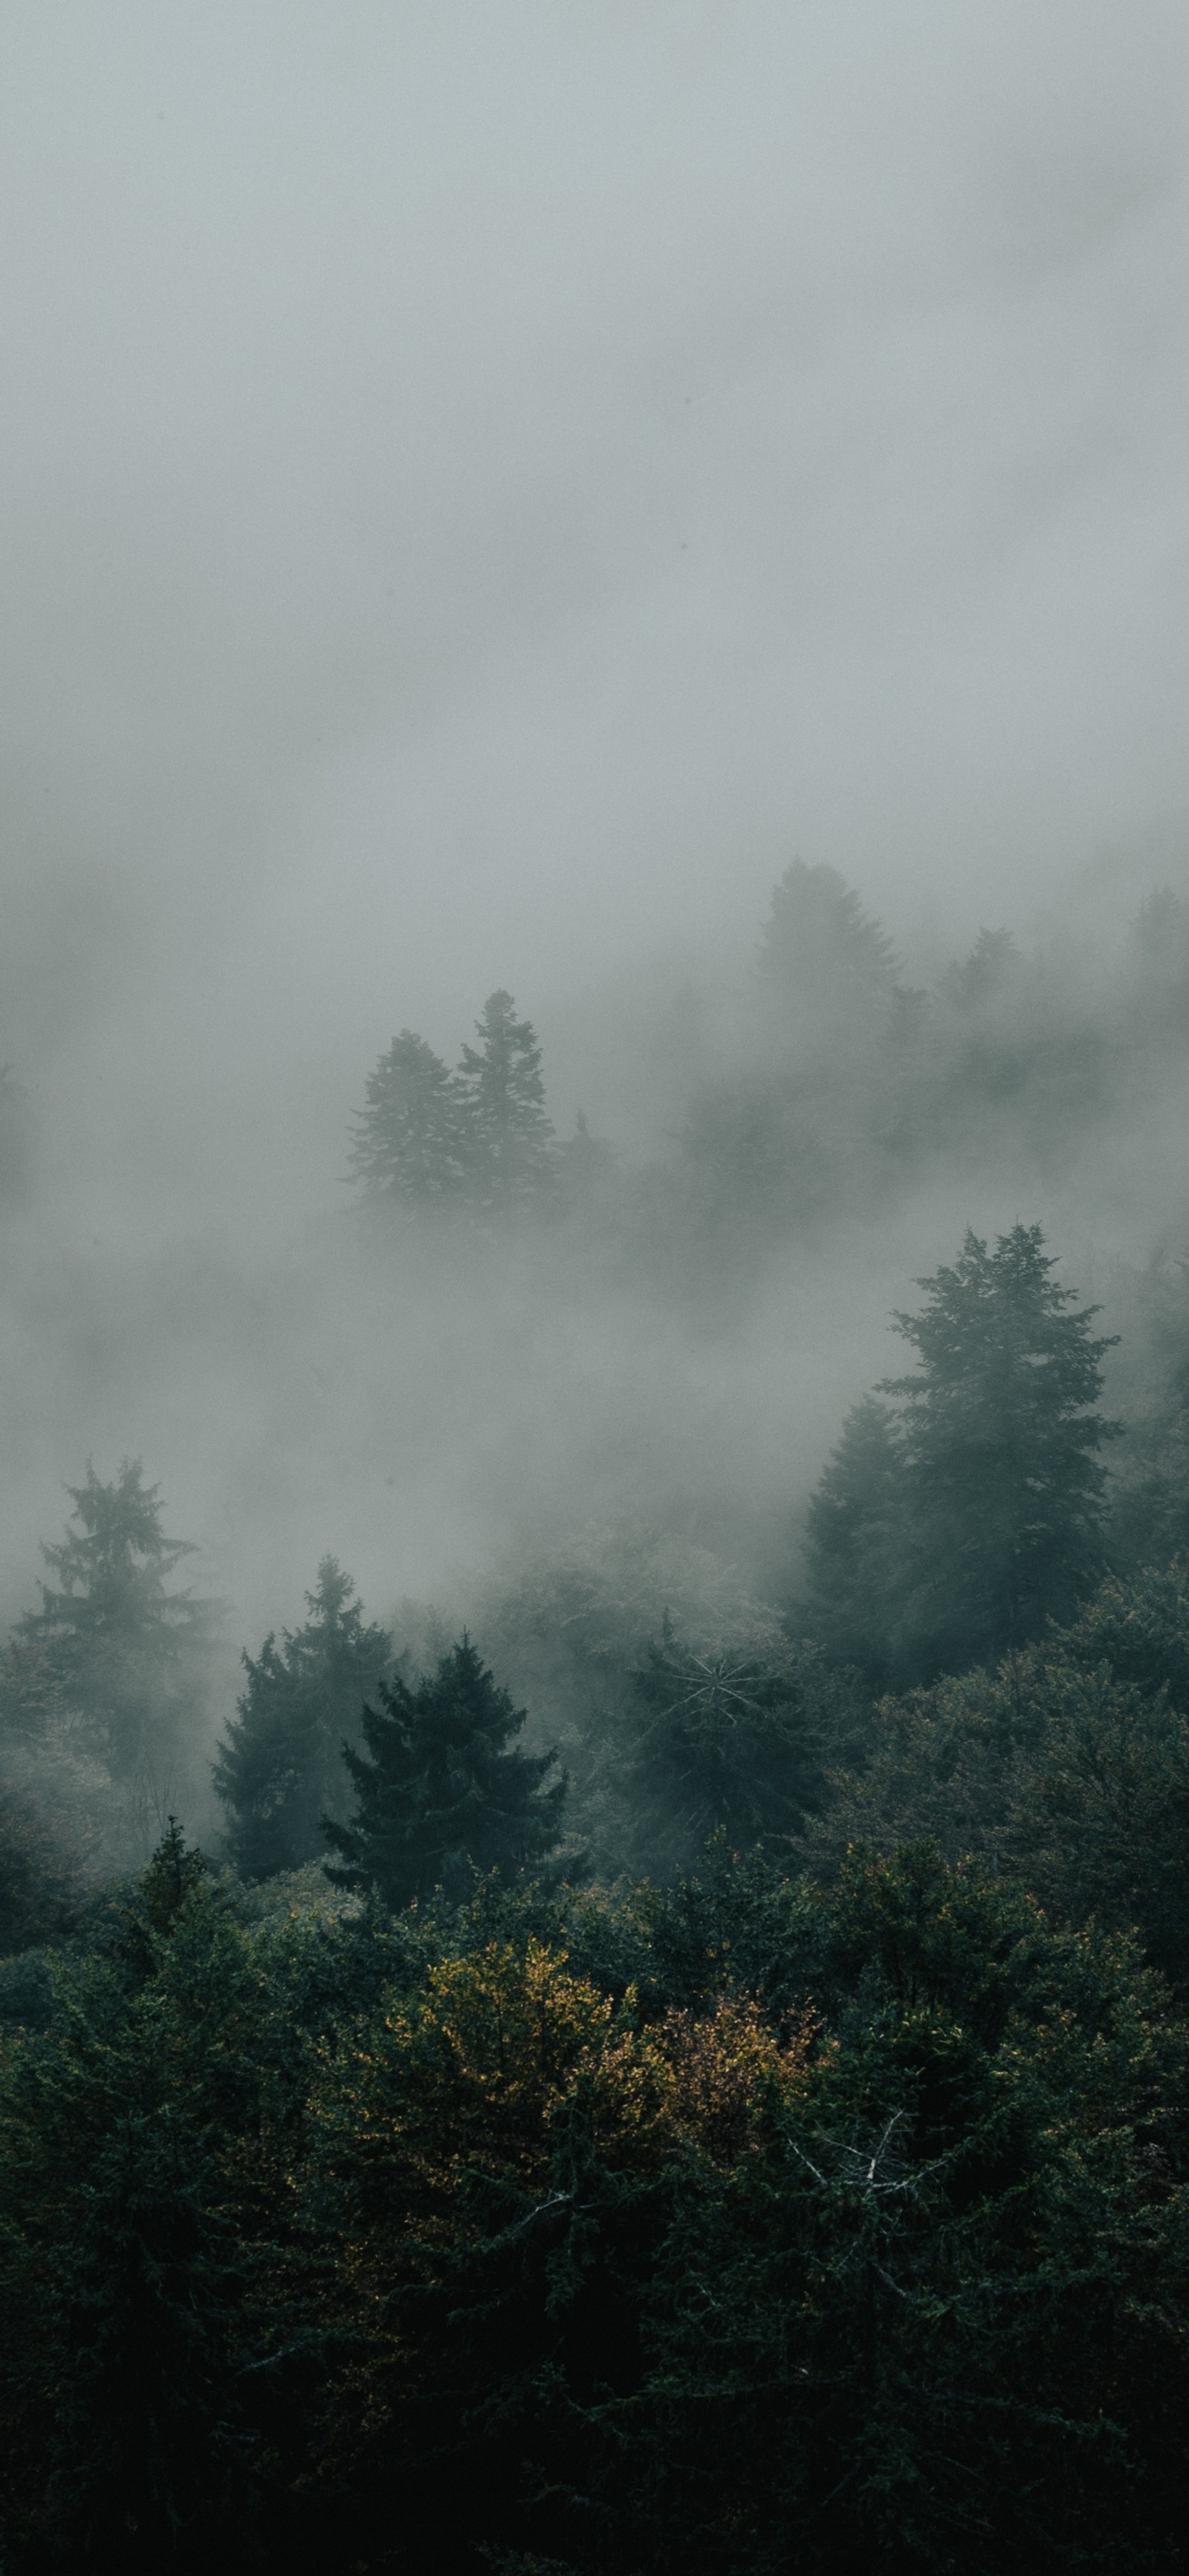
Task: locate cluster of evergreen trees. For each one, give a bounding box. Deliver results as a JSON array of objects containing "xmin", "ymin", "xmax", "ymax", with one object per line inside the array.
[
  {"xmin": 351, "ymin": 987, "xmax": 559, "ymax": 1216},
  {"xmin": 0, "ymin": 1215, "xmax": 1179, "ymax": 1923},
  {"xmin": 345, "ymin": 866, "xmax": 1189, "ymax": 1281},
  {"xmin": 9, "ymin": 1204, "xmax": 1189, "ymax": 2565},
  {"xmin": 3, "ymin": 1829, "xmax": 1188, "ymax": 2569}
]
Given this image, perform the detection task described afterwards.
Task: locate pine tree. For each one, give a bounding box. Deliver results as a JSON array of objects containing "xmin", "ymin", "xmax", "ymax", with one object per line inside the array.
[
  {"xmin": 323, "ymin": 1638, "xmax": 566, "ymax": 1909},
  {"xmin": 213, "ymin": 1558, "xmax": 391, "ymax": 1881},
  {"xmin": 803, "ymin": 1395, "xmax": 908, "ymax": 1685},
  {"xmin": 456, "ymin": 990, "xmax": 555, "ymax": 1211},
  {"xmin": 803, "ymin": 1228, "xmax": 1119, "ymax": 1684},
  {"xmin": 349, "ymin": 1028, "xmax": 471, "ymax": 1208},
  {"xmin": 756, "ymin": 862, "xmax": 898, "ymax": 1018},
  {"xmin": 10, "ymin": 1463, "xmax": 218, "ymax": 1858},
  {"xmin": 618, "ymin": 1622, "xmax": 823, "ymax": 1873},
  {"xmin": 885, "ymin": 1226, "xmax": 1118, "ymax": 1675}
]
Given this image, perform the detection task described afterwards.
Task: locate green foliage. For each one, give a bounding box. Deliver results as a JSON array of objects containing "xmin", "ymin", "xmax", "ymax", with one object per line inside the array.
[
  {"xmin": 0, "ymin": 1771, "xmax": 92, "ymax": 1953},
  {"xmin": 1, "ymin": 1836, "xmax": 1187, "ymax": 2569},
  {"xmin": 3, "ymin": 1462, "xmax": 221, "ymax": 1862},
  {"xmin": 214, "ymin": 1557, "xmax": 392, "ymax": 1880},
  {"xmin": 806, "ymin": 1226, "xmax": 1118, "ymax": 1682},
  {"xmin": 803, "ymin": 1393, "xmax": 907, "ymax": 1686},
  {"xmin": 323, "ymin": 1638, "xmax": 568, "ymax": 1910},
  {"xmin": 807, "ymin": 1557, "xmax": 1189, "ymax": 1994},
  {"xmin": 616, "ymin": 1621, "xmax": 826, "ymax": 1873}
]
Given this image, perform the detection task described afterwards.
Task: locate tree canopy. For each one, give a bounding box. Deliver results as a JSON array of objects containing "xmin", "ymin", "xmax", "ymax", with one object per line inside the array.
[
  {"xmin": 213, "ymin": 1558, "xmax": 392, "ymax": 1880},
  {"xmin": 806, "ymin": 1226, "xmax": 1118, "ymax": 1682},
  {"xmin": 323, "ymin": 1637, "xmax": 568, "ymax": 1908}
]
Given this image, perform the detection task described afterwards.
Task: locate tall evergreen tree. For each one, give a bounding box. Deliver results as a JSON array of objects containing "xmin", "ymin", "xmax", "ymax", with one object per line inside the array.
[
  {"xmin": 755, "ymin": 861, "xmax": 898, "ymax": 1019},
  {"xmin": 803, "ymin": 1395, "xmax": 908, "ymax": 1686},
  {"xmin": 9, "ymin": 1463, "xmax": 218, "ymax": 1858},
  {"xmin": 457, "ymin": 990, "xmax": 555, "ymax": 1211},
  {"xmin": 213, "ymin": 1559, "xmax": 392, "ymax": 1881},
  {"xmin": 804, "ymin": 1227, "xmax": 1118, "ymax": 1684},
  {"xmin": 323, "ymin": 1638, "xmax": 566, "ymax": 1909},
  {"xmin": 887, "ymin": 1226, "xmax": 1118, "ymax": 1674},
  {"xmin": 349, "ymin": 1029, "xmax": 470, "ymax": 1208}
]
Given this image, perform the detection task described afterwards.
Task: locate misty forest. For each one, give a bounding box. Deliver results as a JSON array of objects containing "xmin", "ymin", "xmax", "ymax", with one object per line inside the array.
[
  {"xmin": 7, "ymin": 5, "xmax": 1189, "ymax": 2570},
  {"xmin": 7, "ymin": 859, "xmax": 1189, "ymax": 2571}
]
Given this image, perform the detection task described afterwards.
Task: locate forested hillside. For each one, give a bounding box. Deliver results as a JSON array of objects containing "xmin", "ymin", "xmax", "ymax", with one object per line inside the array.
[{"xmin": 5, "ymin": 862, "xmax": 1189, "ymax": 2568}]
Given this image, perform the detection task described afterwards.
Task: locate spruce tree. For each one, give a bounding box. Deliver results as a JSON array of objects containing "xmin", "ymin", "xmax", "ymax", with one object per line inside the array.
[
  {"xmin": 323, "ymin": 1638, "xmax": 566, "ymax": 1909},
  {"xmin": 804, "ymin": 1227, "xmax": 1119, "ymax": 1684},
  {"xmin": 803, "ymin": 1395, "xmax": 908, "ymax": 1686},
  {"xmin": 349, "ymin": 1028, "xmax": 470, "ymax": 1208},
  {"xmin": 457, "ymin": 990, "xmax": 555, "ymax": 1211},
  {"xmin": 10, "ymin": 1462, "xmax": 218, "ymax": 1857},
  {"xmin": 755, "ymin": 861, "xmax": 898, "ymax": 1018},
  {"xmin": 214, "ymin": 1559, "xmax": 390, "ymax": 1881}
]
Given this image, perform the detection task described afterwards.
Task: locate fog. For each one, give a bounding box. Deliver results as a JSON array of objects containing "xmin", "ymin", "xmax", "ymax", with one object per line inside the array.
[{"xmin": 2, "ymin": 3, "xmax": 1188, "ymax": 1785}]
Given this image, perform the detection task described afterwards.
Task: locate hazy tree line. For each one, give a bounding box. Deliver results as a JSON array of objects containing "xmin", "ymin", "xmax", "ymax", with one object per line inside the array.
[
  {"xmin": 345, "ymin": 863, "xmax": 1189, "ymax": 1276},
  {"xmin": 6, "ymin": 866, "xmax": 1189, "ymax": 2564}
]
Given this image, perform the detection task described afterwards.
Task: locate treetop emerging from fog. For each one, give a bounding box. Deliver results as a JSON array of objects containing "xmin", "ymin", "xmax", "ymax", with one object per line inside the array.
[
  {"xmin": 807, "ymin": 1225, "xmax": 1119, "ymax": 1685},
  {"xmin": 350, "ymin": 989, "xmax": 556, "ymax": 1219}
]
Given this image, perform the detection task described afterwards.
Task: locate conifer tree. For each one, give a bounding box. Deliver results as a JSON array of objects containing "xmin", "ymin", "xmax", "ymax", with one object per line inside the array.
[
  {"xmin": 457, "ymin": 990, "xmax": 555, "ymax": 1211},
  {"xmin": 349, "ymin": 1028, "xmax": 470, "ymax": 1207},
  {"xmin": 323, "ymin": 1638, "xmax": 566, "ymax": 1909},
  {"xmin": 803, "ymin": 1395, "xmax": 908, "ymax": 1686},
  {"xmin": 756, "ymin": 861, "xmax": 898, "ymax": 1017},
  {"xmin": 9, "ymin": 1462, "xmax": 218, "ymax": 1856},
  {"xmin": 804, "ymin": 1227, "xmax": 1118, "ymax": 1684},
  {"xmin": 214, "ymin": 1559, "xmax": 391, "ymax": 1880}
]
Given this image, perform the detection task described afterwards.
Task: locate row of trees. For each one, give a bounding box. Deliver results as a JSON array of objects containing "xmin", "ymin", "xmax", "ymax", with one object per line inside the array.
[
  {"xmin": 0, "ymin": 1219, "xmax": 1173, "ymax": 1921},
  {"xmin": 2, "ymin": 1832, "xmax": 1187, "ymax": 2569},
  {"xmin": 344, "ymin": 864, "xmax": 1189, "ymax": 1276}
]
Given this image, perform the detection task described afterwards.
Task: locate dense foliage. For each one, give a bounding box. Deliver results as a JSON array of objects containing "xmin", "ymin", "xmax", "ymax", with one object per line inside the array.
[
  {"xmin": 1, "ymin": 1834, "xmax": 1188, "ymax": 2572},
  {"xmin": 8, "ymin": 864, "xmax": 1189, "ymax": 2566},
  {"xmin": 214, "ymin": 1557, "xmax": 392, "ymax": 1879},
  {"xmin": 323, "ymin": 1637, "xmax": 569, "ymax": 1907},
  {"xmin": 806, "ymin": 1225, "xmax": 1118, "ymax": 1684},
  {"xmin": 0, "ymin": 1463, "xmax": 220, "ymax": 1866}
]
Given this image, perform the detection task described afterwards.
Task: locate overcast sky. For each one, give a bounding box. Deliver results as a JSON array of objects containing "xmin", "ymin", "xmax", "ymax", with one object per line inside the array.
[{"xmin": 2, "ymin": 0, "xmax": 1188, "ymax": 1189}]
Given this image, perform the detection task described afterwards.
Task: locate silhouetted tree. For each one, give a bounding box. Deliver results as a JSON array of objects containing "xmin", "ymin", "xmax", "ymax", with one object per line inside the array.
[
  {"xmin": 457, "ymin": 990, "xmax": 555, "ymax": 1211},
  {"xmin": 805, "ymin": 1228, "xmax": 1118, "ymax": 1683},
  {"xmin": 323, "ymin": 1638, "xmax": 566, "ymax": 1909},
  {"xmin": 887, "ymin": 1226, "xmax": 1118, "ymax": 1675},
  {"xmin": 756, "ymin": 861, "xmax": 898, "ymax": 1019},
  {"xmin": 349, "ymin": 1028, "xmax": 471, "ymax": 1209},
  {"xmin": 804, "ymin": 1395, "xmax": 907, "ymax": 1686},
  {"xmin": 214, "ymin": 1558, "xmax": 392, "ymax": 1880},
  {"xmin": 10, "ymin": 1464, "xmax": 218, "ymax": 1855}
]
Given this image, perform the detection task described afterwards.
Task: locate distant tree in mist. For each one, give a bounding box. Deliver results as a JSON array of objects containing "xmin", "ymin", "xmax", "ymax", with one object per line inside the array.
[
  {"xmin": 351, "ymin": 990, "xmax": 555, "ymax": 1220},
  {"xmin": 5, "ymin": 1462, "xmax": 218, "ymax": 1859},
  {"xmin": 213, "ymin": 1557, "xmax": 391, "ymax": 1881},
  {"xmin": 805, "ymin": 1227, "xmax": 1118, "ymax": 1684},
  {"xmin": 323, "ymin": 1638, "xmax": 567, "ymax": 1910},
  {"xmin": 457, "ymin": 988, "xmax": 555, "ymax": 1210},
  {"xmin": 756, "ymin": 860, "xmax": 898, "ymax": 1016},
  {"xmin": 349, "ymin": 1029, "xmax": 471, "ymax": 1207},
  {"xmin": 803, "ymin": 1395, "xmax": 908, "ymax": 1688}
]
